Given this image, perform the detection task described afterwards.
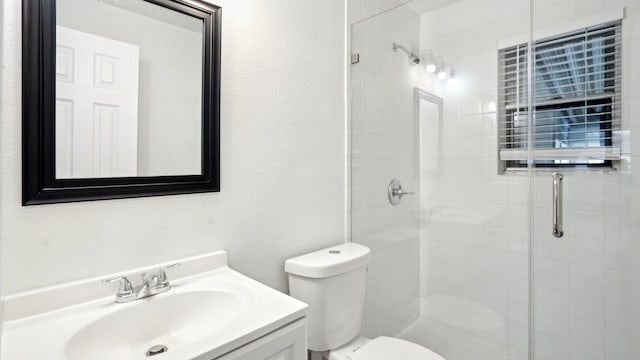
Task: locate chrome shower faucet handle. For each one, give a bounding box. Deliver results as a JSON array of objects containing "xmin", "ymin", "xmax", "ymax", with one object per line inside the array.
[{"xmin": 388, "ymin": 178, "xmax": 414, "ymax": 206}]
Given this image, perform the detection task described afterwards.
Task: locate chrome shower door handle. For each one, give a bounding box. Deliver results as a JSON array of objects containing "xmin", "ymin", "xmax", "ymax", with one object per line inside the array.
[{"xmin": 552, "ymin": 172, "xmax": 563, "ymax": 238}]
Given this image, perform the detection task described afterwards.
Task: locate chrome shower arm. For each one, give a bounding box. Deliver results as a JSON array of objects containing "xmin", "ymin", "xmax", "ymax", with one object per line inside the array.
[
  {"xmin": 392, "ymin": 42, "xmax": 420, "ymax": 64},
  {"xmin": 392, "ymin": 42, "xmax": 412, "ymax": 55}
]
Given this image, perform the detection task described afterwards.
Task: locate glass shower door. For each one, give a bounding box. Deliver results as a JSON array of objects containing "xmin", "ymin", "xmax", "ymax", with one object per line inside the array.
[
  {"xmin": 529, "ymin": 1, "xmax": 640, "ymax": 359},
  {"xmin": 350, "ymin": 1, "xmax": 532, "ymax": 359}
]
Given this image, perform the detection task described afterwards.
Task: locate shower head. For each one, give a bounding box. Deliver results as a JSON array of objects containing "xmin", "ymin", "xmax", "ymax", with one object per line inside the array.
[
  {"xmin": 391, "ymin": 42, "xmax": 455, "ymax": 81},
  {"xmin": 392, "ymin": 42, "xmax": 421, "ymax": 66}
]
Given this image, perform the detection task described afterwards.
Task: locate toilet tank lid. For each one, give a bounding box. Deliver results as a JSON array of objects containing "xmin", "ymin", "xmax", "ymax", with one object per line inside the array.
[{"xmin": 285, "ymin": 243, "xmax": 371, "ymax": 278}]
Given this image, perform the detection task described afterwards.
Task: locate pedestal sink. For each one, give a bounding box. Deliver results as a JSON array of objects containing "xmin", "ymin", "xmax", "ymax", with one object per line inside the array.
[{"xmin": 65, "ymin": 290, "xmax": 243, "ymax": 360}]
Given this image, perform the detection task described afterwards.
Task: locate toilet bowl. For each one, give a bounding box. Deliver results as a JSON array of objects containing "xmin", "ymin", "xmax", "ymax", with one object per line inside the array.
[
  {"xmin": 285, "ymin": 243, "xmax": 445, "ymax": 360},
  {"xmin": 327, "ymin": 336, "xmax": 444, "ymax": 360}
]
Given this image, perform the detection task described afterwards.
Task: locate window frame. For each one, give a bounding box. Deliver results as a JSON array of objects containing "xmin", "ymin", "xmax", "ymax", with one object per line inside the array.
[{"xmin": 497, "ymin": 21, "xmax": 621, "ymax": 173}]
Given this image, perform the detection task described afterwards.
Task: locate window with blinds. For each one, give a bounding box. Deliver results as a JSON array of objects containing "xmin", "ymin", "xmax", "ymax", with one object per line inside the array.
[{"xmin": 498, "ymin": 21, "xmax": 622, "ymax": 171}]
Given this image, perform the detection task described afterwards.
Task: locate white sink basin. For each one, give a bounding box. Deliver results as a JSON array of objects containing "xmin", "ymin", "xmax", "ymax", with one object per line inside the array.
[
  {"xmin": 1, "ymin": 251, "xmax": 307, "ymax": 360},
  {"xmin": 65, "ymin": 290, "xmax": 243, "ymax": 360}
]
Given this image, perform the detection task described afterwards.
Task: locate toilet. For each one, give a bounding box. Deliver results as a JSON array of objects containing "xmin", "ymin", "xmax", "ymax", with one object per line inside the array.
[{"xmin": 285, "ymin": 243, "xmax": 445, "ymax": 360}]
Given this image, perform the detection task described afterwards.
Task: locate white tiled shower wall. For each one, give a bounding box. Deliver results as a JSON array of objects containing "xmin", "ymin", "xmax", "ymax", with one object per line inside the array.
[{"xmin": 419, "ymin": 0, "xmax": 640, "ymax": 359}]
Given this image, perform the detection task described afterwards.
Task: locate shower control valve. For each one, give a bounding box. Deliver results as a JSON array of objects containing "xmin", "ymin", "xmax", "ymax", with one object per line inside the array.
[{"xmin": 388, "ymin": 178, "xmax": 414, "ymax": 206}]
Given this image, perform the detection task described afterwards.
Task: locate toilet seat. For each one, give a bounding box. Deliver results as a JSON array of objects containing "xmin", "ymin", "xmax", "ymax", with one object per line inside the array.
[{"xmin": 352, "ymin": 336, "xmax": 445, "ymax": 360}]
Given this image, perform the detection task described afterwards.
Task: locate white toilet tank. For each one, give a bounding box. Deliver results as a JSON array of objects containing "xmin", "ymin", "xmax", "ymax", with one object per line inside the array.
[{"xmin": 285, "ymin": 243, "xmax": 371, "ymax": 351}]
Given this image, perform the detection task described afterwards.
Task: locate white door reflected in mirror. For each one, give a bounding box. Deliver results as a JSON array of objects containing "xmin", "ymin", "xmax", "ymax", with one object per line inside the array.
[
  {"xmin": 56, "ymin": 26, "xmax": 140, "ymax": 179},
  {"xmin": 55, "ymin": 0, "xmax": 204, "ymax": 179}
]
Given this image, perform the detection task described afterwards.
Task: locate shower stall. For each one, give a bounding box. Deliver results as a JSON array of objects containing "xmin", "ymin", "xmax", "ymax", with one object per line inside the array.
[{"xmin": 349, "ymin": 0, "xmax": 640, "ymax": 359}]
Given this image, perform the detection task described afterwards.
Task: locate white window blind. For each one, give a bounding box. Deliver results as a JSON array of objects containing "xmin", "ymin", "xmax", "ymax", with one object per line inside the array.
[{"xmin": 498, "ymin": 22, "xmax": 622, "ymax": 169}]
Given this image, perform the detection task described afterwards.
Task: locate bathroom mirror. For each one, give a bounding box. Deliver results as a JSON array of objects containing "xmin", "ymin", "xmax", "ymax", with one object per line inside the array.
[{"xmin": 22, "ymin": 0, "xmax": 221, "ymax": 205}]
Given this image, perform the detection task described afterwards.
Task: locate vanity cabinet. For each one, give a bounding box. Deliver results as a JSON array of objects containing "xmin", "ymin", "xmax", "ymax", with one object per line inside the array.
[{"xmin": 212, "ymin": 319, "xmax": 307, "ymax": 360}]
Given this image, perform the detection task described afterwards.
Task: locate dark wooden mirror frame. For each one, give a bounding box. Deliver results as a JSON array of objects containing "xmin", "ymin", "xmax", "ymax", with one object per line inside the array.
[{"xmin": 22, "ymin": 0, "xmax": 221, "ymax": 205}]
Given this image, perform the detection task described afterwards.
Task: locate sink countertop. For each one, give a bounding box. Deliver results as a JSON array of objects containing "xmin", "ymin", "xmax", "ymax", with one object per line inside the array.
[{"xmin": 1, "ymin": 254, "xmax": 307, "ymax": 360}]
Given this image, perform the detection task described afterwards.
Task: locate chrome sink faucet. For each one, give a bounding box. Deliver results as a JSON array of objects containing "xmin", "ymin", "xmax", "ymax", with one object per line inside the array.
[{"xmin": 103, "ymin": 263, "xmax": 180, "ymax": 303}]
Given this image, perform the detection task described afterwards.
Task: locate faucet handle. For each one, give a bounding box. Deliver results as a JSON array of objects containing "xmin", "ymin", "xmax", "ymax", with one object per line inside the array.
[
  {"xmin": 157, "ymin": 262, "xmax": 181, "ymax": 286},
  {"xmin": 102, "ymin": 276, "xmax": 134, "ymax": 296}
]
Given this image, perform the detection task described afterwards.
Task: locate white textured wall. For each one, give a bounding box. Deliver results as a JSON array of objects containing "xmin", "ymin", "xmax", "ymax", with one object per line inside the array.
[{"xmin": 0, "ymin": 0, "xmax": 346, "ymax": 298}]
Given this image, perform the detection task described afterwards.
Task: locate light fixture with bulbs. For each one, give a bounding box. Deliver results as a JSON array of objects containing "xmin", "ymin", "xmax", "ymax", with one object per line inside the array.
[
  {"xmin": 437, "ymin": 64, "xmax": 454, "ymax": 80},
  {"xmin": 446, "ymin": 65, "xmax": 455, "ymax": 84},
  {"xmin": 421, "ymin": 50, "xmax": 437, "ymax": 73},
  {"xmin": 392, "ymin": 42, "xmax": 454, "ymax": 82},
  {"xmin": 435, "ymin": 58, "xmax": 447, "ymax": 79}
]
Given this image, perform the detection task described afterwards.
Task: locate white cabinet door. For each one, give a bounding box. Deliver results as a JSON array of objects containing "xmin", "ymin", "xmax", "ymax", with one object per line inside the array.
[
  {"xmin": 213, "ymin": 319, "xmax": 307, "ymax": 360},
  {"xmin": 55, "ymin": 26, "xmax": 139, "ymax": 178}
]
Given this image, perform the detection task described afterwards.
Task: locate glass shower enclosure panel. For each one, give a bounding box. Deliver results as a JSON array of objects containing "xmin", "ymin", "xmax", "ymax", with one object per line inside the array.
[
  {"xmin": 350, "ymin": 2, "xmax": 423, "ymax": 340},
  {"xmin": 350, "ymin": 1, "xmax": 531, "ymax": 359},
  {"xmin": 530, "ymin": 1, "xmax": 640, "ymax": 359}
]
